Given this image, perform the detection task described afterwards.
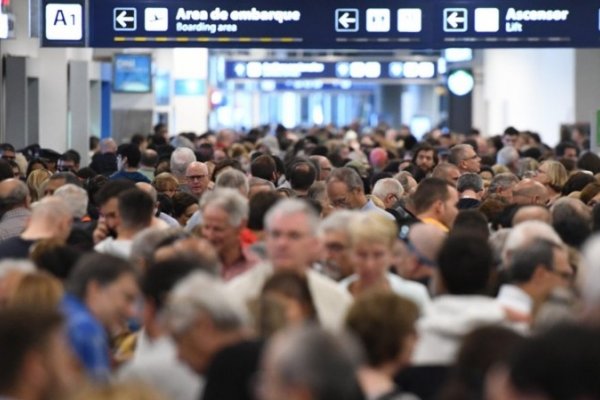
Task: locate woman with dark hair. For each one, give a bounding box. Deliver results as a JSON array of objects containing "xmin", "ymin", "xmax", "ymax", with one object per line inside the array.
[
  {"xmin": 346, "ymin": 291, "xmax": 420, "ymax": 400},
  {"xmin": 253, "ymin": 270, "xmax": 318, "ymax": 338}
]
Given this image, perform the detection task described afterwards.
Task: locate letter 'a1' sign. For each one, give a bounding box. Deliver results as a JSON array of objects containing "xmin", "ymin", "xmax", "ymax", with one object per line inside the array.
[{"xmin": 42, "ymin": 0, "xmax": 86, "ymax": 47}]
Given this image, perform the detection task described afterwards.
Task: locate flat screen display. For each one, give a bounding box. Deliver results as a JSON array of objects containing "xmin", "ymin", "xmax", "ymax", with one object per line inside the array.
[{"xmin": 113, "ymin": 53, "xmax": 152, "ymax": 93}]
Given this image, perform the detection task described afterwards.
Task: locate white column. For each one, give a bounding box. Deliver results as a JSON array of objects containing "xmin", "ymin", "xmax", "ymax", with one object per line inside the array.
[{"xmin": 479, "ymin": 49, "xmax": 575, "ymax": 146}]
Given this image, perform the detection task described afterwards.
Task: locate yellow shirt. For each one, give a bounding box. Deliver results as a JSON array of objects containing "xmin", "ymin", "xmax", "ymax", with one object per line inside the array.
[{"xmin": 421, "ymin": 217, "xmax": 449, "ymax": 233}]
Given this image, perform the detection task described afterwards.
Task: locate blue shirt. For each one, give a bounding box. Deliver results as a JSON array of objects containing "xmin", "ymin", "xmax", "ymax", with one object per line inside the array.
[
  {"xmin": 109, "ymin": 170, "xmax": 151, "ymax": 183},
  {"xmin": 60, "ymin": 294, "xmax": 110, "ymax": 381}
]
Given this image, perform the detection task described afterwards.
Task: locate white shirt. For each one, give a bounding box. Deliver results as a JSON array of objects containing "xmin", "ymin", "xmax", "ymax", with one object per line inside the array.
[
  {"xmin": 226, "ymin": 262, "xmax": 353, "ymax": 331},
  {"xmin": 94, "ymin": 238, "xmax": 132, "ymax": 259},
  {"xmin": 496, "ymin": 284, "xmax": 533, "ymax": 317},
  {"xmin": 339, "ymin": 272, "xmax": 430, "ymax": 313},
  {"xmin": 119, "ymin": 332, "xmax": 203, "ymax": 400}
]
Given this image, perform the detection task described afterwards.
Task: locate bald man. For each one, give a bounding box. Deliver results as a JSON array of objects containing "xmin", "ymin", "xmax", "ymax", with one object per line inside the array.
[
  {"xmin": 512, "ymin": 179, "xmax": 548, "ymax": 206},
  {"xmin": 396, "ymin": 223, "xmax": 447, "ymax": 288},
  {"xmin": 0, "ymin": 179, "xmax": 31, "ymax": 241},
  {"xmin": 135, "ymin": 182, "xmax": 178, "ymax": 228},
  {"xmin": 185, "ymin": 161, "xmax": 210, "ymax": 199},
  {"xmin": 432, "ymin": 163, "xmax": 461, "ymax": 187},
  {"xmin": 512, "ymin": 205, "xmax": 552, "ymax": 226}
]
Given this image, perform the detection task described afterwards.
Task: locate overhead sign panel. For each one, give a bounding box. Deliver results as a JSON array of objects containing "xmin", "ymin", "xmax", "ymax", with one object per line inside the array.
[
  {"xmin": 82, "ymin": 1, "xmax": 600, "ymax": 49},
  {"xmin": 42, "ymin": 0, "xmax": 85, "ymax": 46},
  {"xmin": 224, "ymin": 60, "xmax": 438, "ymax": 81}
]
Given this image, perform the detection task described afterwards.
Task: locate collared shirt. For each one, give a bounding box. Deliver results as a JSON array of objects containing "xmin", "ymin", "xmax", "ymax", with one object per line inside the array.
[
  {"xmin": 222, "ymin": 246, "xmax": 260, "ymax": 282},
  {"xmin": 0, "ymin": 207, "xmax": 31, "ymax": 241},
  {"xmin": 420, "ymin": 217, "xmax": 450, "ymax": 233},
  {"xmin": 361, "ymin": 199, "xmax": 396, "ymax": 221},
  {"xmin": 497, "ymin": 284, "xmax": 533, "ymax": 317},
  {"xmin": 138, "ymin": 166, "xmax": 155, "ymax": 181},
  {"xmin": 60, "ymin": 294, "xmax": 110, "ymax": 381}
]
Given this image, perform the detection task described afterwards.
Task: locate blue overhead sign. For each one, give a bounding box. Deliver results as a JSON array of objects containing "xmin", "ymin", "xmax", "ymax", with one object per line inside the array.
[
  {"xmin": 43, "ymin": 0, "xmax": 600, "ymax": 49},
  {"xmin": 223, "ymin": 60, "xmax": 438, "ymax": 81}
]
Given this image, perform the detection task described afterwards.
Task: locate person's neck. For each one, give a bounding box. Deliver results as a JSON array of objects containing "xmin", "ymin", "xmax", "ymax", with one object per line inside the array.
[
  {"xmin": 123, "ymin": 166, "xmax": 138, "ymax": 173},
  {"xmin": 221, "ymin": 243, "xmax": 243, "ymax": 267},
  {"xmin": 351, "ymin": 276, "xmax": 389, "ymax": 297},
  {"xmin": 417, "ymin": 210, "xmax": 442, "ymax": 224},
  {"xmin": 517, "ymin": 282, "xmax": 543, "ymax": 315},
  {"xmin": 358, "ymin": 366, "xmax": 396, "ymax": 399},
  {"xmin": 461, "ymin": 190, "xmax": 479, "ymax": 200},
  {"xmin": 356, "ymin": 194, "xmax": 368, "ymax": 209},
  {"xmin": 20, "ymin": 225, "xmax": 54, "ymax": 241},
  {"xmin": 116, "ymin": 226, "xmax": 140, "ymax": 240}
]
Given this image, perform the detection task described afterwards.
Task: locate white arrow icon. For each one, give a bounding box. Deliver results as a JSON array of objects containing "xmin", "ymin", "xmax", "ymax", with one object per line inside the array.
[
  {"xmin": 339, "ymin": 12, "xmax": 356, "ymax": 28},
  {"xmin": 116, "ymin": 10, "xmax": 135, "ymax": 28},
  {"xmin": 447, "ymin": 11, "xmax": 465, "ymax": 28}
]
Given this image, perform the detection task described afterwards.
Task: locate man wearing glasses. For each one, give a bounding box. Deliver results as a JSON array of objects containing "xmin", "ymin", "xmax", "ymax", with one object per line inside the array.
[
  {"xmin": 448, "ymin": 144, "xmax": 481, "ymax": 175},
  {"xmin": 497, "ymin": 238, "xmax": 573, "ymax": 330},
  {"xmin": 185, "ymin": 161, "xmax": 210, "ymax": 199}
]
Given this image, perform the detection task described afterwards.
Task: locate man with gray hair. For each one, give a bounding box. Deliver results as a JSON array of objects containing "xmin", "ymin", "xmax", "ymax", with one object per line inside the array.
[
  {"xmin": 215, "ymin": 169, "xmax": 249, "ymax": 197},
  {"xmin": 372, "ymin": 178, "xmax": 404, "ymax": 210},
  {"xmin": 317, "ymin": 210, "xmax": 358, "ymax": 281},
  {"xmin": 496, "ymin": 146, "xmax": 520, "ymax": 173},
  {"xmin": 248, "ymin": 177, "xmax": 275, "ymax": 198},
  {"xmin": 200, "ymin": 188, "xmax": 258, "ymax": 281},
  {"xmin": 227, "ymin": 199, "xmax": 352, "ymax": 330},
  {"xmin": 259, "ymin": 326, "xmax": 363, "ymax": 400},
  {"xmin": 185, "ymin": 161, "xmax": 210, "ymax": 199},
  {"xmin": 0, "ymin": 178, "xmax": 30, "ymax": 241},
  {"xmin": 457, "ymin": 173, "xmax": 484, "ymax": 209},
  {"xmin": 497, "ymin": 238, "xmax": 573, "ymax": 329},
  {"xmin": 502, "ymin": 220, "xmax": 563, "ymax": 267},
  {"xmin": 487, "ymin": 172, "xmax": 519, "ymax": 204},
  {"xmin": 54, "ymin": 183, "xmax": 88, "ymax": 220},
  {"xmin": 0, "ymin": 197, "xmax": 72, "ymax": 258},
  {"xmin": 448, "ymin": 144, "xmax": 481, "ymax": 174},
  {"xmin": 170, "ymin": 147, "xmax": 197, "ymax": 185},
  {"xmin": 166, "ymin": 271, "xmax": 247, "ymax": 375},
  {"xmin": 326, "ymin": 167, "xmax": 394, "ymax": 220}
]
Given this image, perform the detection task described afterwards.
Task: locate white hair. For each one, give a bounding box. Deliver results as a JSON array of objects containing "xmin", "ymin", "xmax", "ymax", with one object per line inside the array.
[
  {"xmin": 264, "ymin": 199, "xmax": 319, "ymax": 235},
  {"xmin": 31, "ymin": 196, "xmax": 73, "ymax": 223},
  {"xmin": 0, "ymin": 259, "xmax": 35, "ymax": 279},
  {"xmin": 502, "ymin": 221, "xmax": 563, "ymax": 267},
  {"xmin": 249, "ymin": 177, "xmax": 275, "ymax": 191},
  {"xmin": 166, "ymin": 271, "xmax": 247, "ymax": 335},
  {"xmin": 216, "ymin": 169, "xmax": 249, "ymax": 197},
  {"xmin": 317, "ymin": 210, "xmax": 359, "ymax": 237},
  {"xmin": 54, "ymin": 184, "xmax": 89, "ymax": 219},
  {"xmin": 372, "ymin": 178, "xmax": 404, "ymax": 201},
  {"xmin": 199, "ymin": 188, "xmax": 249, "ymax": 227},
  {"xmin": 170, "ymin": 147, "xmax": 196, "ymax": 178},
  {"xmin": 496, "ymin": 146, "xmax": 520, "ymax": 167}
]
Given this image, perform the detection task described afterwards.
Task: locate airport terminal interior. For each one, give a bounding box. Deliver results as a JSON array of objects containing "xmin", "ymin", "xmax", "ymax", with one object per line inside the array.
[{"xmin": 1, "ymin": 1, "xmax": 600, "ymax": 400}]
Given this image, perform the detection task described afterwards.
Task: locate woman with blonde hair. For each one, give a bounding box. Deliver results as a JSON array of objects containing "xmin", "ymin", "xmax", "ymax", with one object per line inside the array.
[
  {"xmin": 8, "ymin": 271, "xmax": 63, "ymax": 310},
  {"xmin": 339, "ymin": 211, "xmax": 429, "ymax": 311},
  {"xmin": 26, "ymin": 168, "xmax": 52, "ymax": 201},
  {"xmin": 534, "ymin": 160, "xmax": 568, "ymax": 205},
  {"xmin": 152, "ymin": 172, "xmax": 179, "ymax": 198}
]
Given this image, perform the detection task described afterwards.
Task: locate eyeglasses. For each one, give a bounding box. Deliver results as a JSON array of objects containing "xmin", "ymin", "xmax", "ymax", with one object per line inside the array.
[
  {"xmin": 463, "ymin": 154, "xmax": 480, "ymax": 161},
  {"xmin": 550, "ymin": 269, "xmax": 574, "ymax": 282},
  {"xmin": 186, "ymin": 175, "xmax": 207, "ymax": 181}
]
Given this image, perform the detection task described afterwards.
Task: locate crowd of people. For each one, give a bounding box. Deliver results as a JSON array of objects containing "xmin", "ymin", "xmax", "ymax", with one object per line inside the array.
[{"xmin": 0, "ymin": 122, "xmax": 600, "ymax": 400}]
